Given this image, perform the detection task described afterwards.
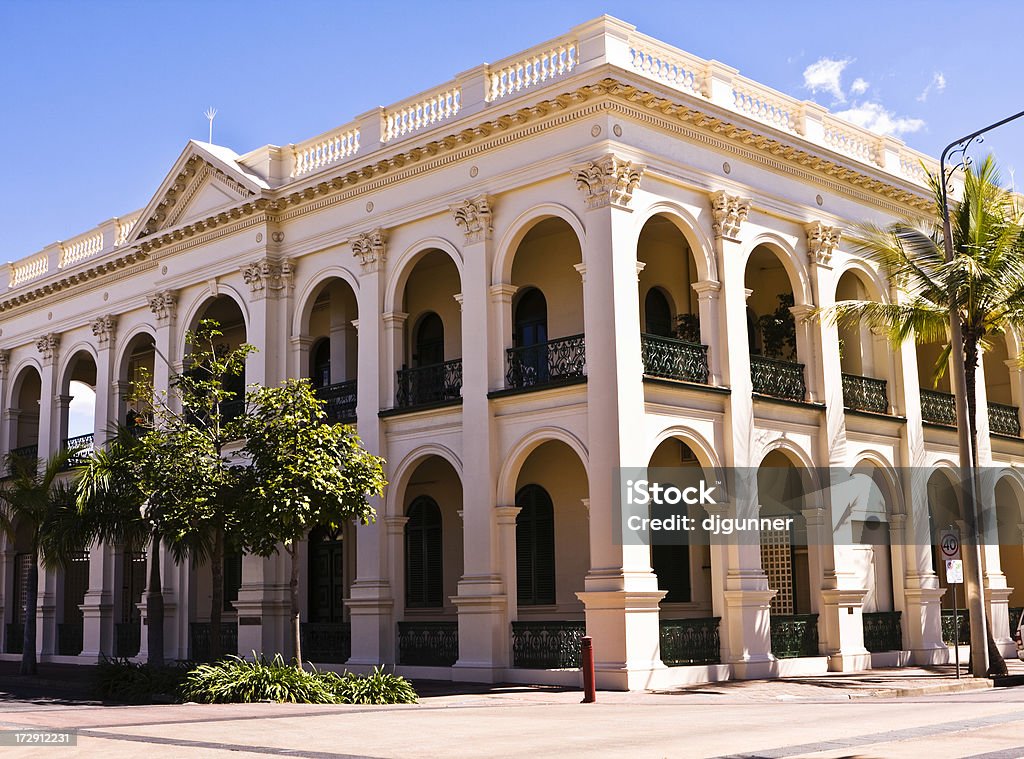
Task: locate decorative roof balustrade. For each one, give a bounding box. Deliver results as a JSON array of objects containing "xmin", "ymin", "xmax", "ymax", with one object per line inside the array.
[
  {"xmin": 487, "ymin": 37, "xmax": 578, "ymax": 102},
  {"xmin": 383, "ymin": 85, "xmax": 461, "ymax": 143},
  {"xmin": 290, "ymin": 123, "xmax": 360, "ymax": 178}
]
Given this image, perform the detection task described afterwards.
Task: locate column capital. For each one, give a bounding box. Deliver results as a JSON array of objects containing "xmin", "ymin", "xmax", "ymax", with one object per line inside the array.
[
  {"xmin": 571, "ymin": 153, "xmax": 645, "ymax": 210},
  {"xmin": 241, "ymin": 257, "xmax": 296, "ymax": 300},
  {"xmin": 351, "ymin": 228, "xmax": 388, "ymax": 273},
  {"xmin": 495, "ymin": 505, "xmax": 522, "ymax": 524},
  {"xmin": 790, "ymin": 304, "xmax": 817, "ymax": 320},
  {"xmin": 384, "ymin": 515, "xmax": 409, "ymax": 534},
  {"xmin": 451, "ymin": 194, "xmax": 494, "ymax": 244},
  {"xmin": 709, "ymin": 190, "xmax": 751, "ymax": 241},
  {"xmin": 147, "ymin": 289, "xmax": 178, "ymax": 323},
  {"xmin": 289, "ymin": 334, "xmax": 315, "ymax": 349},
  {"xmin": 382, "ymin": 311, "xmax": 408, "ymax": 326},
  {"xmin": 0, "ymin": 349, "xmax": 9, "ymax": 376},
  {"xmin": 91, "ymin": 314, "xmax": 118, "ymax": 348},
  {"xmin": 453, "ymin": 293, "xmax": 464, "ymax": 312},
  {"xmin": 489, "ymin": 283, "xmax": 518, "ymax": 302},
  {"xmin": 691, "ymin": 279, "xmax": 722, "ymax": 299},
  {"xmin": 36, "ymin": 333, "xmax": 61, "ymax": 365},
  {"xmin": 573, "ymin": 262, "xmax": 587, "ymax": 283},
  {"xmin": 804, "ymin": 221, "xmax": 841, "ymax": 267}
]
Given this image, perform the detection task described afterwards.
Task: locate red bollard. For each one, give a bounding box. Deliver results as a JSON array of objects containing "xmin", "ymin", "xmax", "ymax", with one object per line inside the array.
[{"xmin": 581, "ymin": 635, "xmax": 596, "ymax": 703}]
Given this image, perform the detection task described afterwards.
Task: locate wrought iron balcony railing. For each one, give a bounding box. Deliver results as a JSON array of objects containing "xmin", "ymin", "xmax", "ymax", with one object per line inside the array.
[
  {"xmin": 862, "ymin": 611, "xmax": 902, "ymax": 653},
  {"xmin": 842, "ymin": 374, "xmax": 888, "ymax": 414},
  {"xmin": 301, "ymin": 622, "xmax": 351, "ymax": 663},
  {"xmin": 396, "ymin": 620, "xmax": 458, "ymax": 666},
  {"xmin": 920, "ymin": 389, "xmax": 956, "ymax": 426},
  {"xmin": 189, "ymin": 622, "xmax": 239, "ymax": 661},
  {"xmin": 10, "ymin": 444, "xmax": 38, "ymax": 462},
  {"xmin": 396, "ymin": 359, "xmax": 463, "ymax": 408},
  {"xmin": 506, "ymin": 334, "xmax": 586, "ymax": 390},
  {"xmin": 988, "ymin": 402, "xmax": 1021, "ymax": 437},
  {"xmin": 750, "ymin": 355, "xmax": 806, "ymax": 401},
  {"xmin": 62, "ymin": 433, "xmax": 95, "ymax": 469},
  {"xmin": 640, "ymin": 334, "xmax": 709, "ymax": 384},
  {"xmin": 769, "ymin": 613, "xmax": 819, "ymax": 658},
  {"xmin": 659, "ymin": 617, "xmax": 721, "ymax": 665},
  {"xmin": 511, "ymin": 621, "xmax": 585, "ymax": 669},
  {"xmin": 315, "ymin": 380, "xmax": 357, "ymax": 423}
]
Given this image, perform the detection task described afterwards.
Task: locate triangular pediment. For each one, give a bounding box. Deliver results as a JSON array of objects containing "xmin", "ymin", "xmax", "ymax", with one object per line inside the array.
[{"xmin": 126, "ymin": 141, "xmax": 269, "ymax": 243}]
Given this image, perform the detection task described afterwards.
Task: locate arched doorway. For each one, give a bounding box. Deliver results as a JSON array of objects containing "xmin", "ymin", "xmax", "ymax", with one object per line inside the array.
[
  {"xmin": 512, "ymin": 288, "xmax": 549, "ymax": 386},
  {"xmin": 9, "ymin": 366, "xmax": 41, "ymax": 459},
  {"xmin": 396, "ymin": 456, "xmax": 463, "ymax": 666},
  {"xmin": 758, "ymin": 450, "xmax": 817, "ymax": 658},
  {"xmin": 510, "ymin": 440, "xmax": 588, "ymax": 669},
  {"xmin": 301, "ymin": 524, "xmax": 351, "ymax": 663}
]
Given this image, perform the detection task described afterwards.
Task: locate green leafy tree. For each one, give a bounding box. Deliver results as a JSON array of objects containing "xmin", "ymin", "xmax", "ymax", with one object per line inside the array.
[
  {"xmin": 819, "ymin": 155, "xmax": 1024, "ymax": 676},
  {"xmin": 238, "ymin": 379, "xmax": 385, "ymax": 669},
  {"xmin": 0, "ymin": 449, "xmax": 86, "ymax": 675}
]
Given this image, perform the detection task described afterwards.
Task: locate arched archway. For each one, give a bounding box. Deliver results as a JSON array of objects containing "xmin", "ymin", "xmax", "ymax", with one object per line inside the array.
[
  {"xmin": 835, "ymin": 269, "xmax": 892, "ymax": 414},
  {"xmin": 59, "ymin": 349, "xmax": 97, "ymax": 462},
  {"xmin": 9, "ymin": 365, "xmax": 41, "ymax": 458},
  {"xmin": 396, "ymin": 454, "xmax": 463, "ymax": 667},
  {"xmin": 116, "ymin": 331, "xmax": 155, "ymax": 433},
  {"xmin": 296, "ymin": 276, "xmax": 358, "ymax": 422},
  {"xmin": 186, "ymin": 295, "xmax": 248, "ymax": 421},
  {"xmin": 505, "ymin": 218, "xmax": 585, "ymax": 390},
  {"xmin": 395, "ymin": 249, "xmax": 462, "ymax": 409},
  {"xmin": 746, "ymin": 245, "xmax": 807, "ymax": 401},
  {"xmin": 984, "ymin": 335, "xmax": 1022, "ymax": 437}
]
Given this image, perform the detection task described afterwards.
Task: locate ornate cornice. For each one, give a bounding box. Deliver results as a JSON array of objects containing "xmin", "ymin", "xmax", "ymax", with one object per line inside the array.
[
  {"xmin": 571, "ymin": 153, "xmax": 645, "ymax": 209},
  {"xmin": 351, "ymin": 228, "xmax": 387, "ymax": 273},
  {"xmin": 710, "ymin": 191, "xmax": 751, "ymax": 240},
  {"xmin": 241, "ymin": 257, "xmax": 296, "ymax": 299},
  {"xmin": 91, "ymin": 314, "xmax": 118, "ymax": 347},
  {"xmin": 451, "ymin": 195, "xmax": 494, "ymax": 244},
  {"xmin": 147, "ymin": 289, "xmax": 178, "ymax": 322},
  {"xmin": 804, "ymin": 221, "xmax": 842, "ymax": 266},
  {"xmin": 36, "ymin": 333, "xmax": 60, "ymax": 364}
]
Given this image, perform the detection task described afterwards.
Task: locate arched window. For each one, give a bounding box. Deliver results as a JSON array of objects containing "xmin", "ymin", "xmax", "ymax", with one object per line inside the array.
[
  {"xmin": 308, "ymin": 526, "xmax": 344, "ymax": 623},
  {"xmin": 405, "ymin": 496, "xmax": 443, "ymax": 608},
  {"xmin": 514, "ymin": 288, "xmax": 548, "ymax": 348},
  {"xmin": 644, "ymin": 288, "xmax": 674, "ymax": 338},
  {"xmin": 413, "ymin": 313, "xmax": 445, "ymax": 367},
  {"xmin": 311, "ymin": 339, "xmax": 331, "ymax": 389},
  {"xmin": 516, "ymin": 484, "xmax": 555, "ymax": 605}
]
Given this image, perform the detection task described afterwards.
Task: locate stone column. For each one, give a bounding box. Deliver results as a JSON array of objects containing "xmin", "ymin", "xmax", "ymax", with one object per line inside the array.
[
  {"xmin": 235, "ymin": 257, "xmax": 297, "ymax": 657},
  {"xmin": 692, "ymin": 281, "xmax": 722, "ymax": 385},
  {"xmin": 0, "ymin": 351, "xmax": 9, "ymax": 456},
  {"xmin": 566, "ymin": 153, "xmax": 666, "ymax": 691},
  {"xmin": 33, "ymin": 335, "xmax": 62, "ymax": 657},
  {"xmin": 448, "ymin": 196, "xmax": 508, "ymax": 680},
  {"xmin": 347, "ymin": 228, "xmax": 395, "ymax": 666},
  {"xmin": 489, "ymin": 284, "xmax": 517, "ymax": 391},
  {"xmin": 706, "ymin": 191, "xmax": 777, "ymax": 677}
]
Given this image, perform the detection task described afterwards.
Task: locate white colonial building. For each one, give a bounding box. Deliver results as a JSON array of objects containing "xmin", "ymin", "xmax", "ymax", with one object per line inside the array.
[{"xmin": 1, "ymin": 16, "xmax": 1023, "ymax": 690}]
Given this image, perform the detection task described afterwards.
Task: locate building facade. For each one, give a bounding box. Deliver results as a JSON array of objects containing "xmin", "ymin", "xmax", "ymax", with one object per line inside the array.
[{"xmin": 1, "ymin": 16, "xmax": 1023, "ymax": 690}]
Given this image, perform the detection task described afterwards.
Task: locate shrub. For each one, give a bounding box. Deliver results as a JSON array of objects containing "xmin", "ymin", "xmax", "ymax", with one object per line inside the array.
[
  {"xmin": 323, "ymin": 666, "xmax": 418, "ymax": 705},
  {"xmin": 181, "ymin": 654, "xmax": 338, "ymax": 704},
  {"xmin": 180, "ymin": 655, "xmax": 418, "ymax": 705},
  {"xmin": 93, "ymin": 657, "xmax": 190, "ymax": 703}
]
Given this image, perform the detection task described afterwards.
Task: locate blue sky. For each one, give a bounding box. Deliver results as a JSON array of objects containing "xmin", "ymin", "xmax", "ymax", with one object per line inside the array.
[{"xmin": 2, "ymin": 0, "xmax": 1023, "ymax": 262}]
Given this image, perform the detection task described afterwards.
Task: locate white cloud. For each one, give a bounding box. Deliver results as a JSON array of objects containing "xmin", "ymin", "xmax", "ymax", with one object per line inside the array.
[
  {"xmin": 917, "ymin": 71, "xmax": 946, "ymax": 102},
  {"xmin": 850, "ymin": 77, "xmax": 869, "ymax": 95},
  {"xmin": 803, "ymin": 57, "xmax": 851, "ymax": 102},
  {"xmin": 833, "ymin": 102, "xmax": 926, "ymax": 136}
]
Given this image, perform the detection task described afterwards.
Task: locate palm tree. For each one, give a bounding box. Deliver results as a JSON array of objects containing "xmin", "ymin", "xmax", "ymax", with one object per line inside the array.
[
  {"xmin": 820, "ymin": 155, "xmax": 1024, "ymax": 676},
  {"xmin": 0, "ymin": 449, "xmax": 86, "ymax": 675}
]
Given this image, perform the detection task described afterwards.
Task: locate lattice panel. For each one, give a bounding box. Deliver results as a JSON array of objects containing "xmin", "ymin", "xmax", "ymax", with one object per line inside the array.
[{"xmin": 761, "ymin": 526, "xmax": 794, "ymax": 615}]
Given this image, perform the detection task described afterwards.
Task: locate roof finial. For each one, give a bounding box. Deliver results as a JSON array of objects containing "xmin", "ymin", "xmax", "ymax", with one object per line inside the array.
[{"xmin": 204, "ymin": 106, "xmax": 218, "ymax": 144}]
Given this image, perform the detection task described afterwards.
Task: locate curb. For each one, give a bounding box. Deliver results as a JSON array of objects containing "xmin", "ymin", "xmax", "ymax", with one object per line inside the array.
[{"xmin": 848, "ymin": 679, "xmax": 993, "ymax": 700}]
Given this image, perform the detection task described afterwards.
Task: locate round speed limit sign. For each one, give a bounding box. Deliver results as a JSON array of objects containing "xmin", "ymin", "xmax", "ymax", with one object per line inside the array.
[{"xmin": 940, "ymin": 529, "xmax": 961, "ymax": 560}]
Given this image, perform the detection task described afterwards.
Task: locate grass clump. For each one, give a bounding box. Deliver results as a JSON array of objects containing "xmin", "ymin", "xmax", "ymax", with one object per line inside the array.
[{"xmin": 181, "ymin": 655, "xmax": 418, "ymax": 705}]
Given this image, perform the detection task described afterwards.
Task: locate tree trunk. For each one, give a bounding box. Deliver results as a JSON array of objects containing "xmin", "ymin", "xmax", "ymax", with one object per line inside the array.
[
  {"xmin": 147, "ymin": 530, "xmax": 164, "ymax": 667},
  {"xmin": 209, "ymin": 527, "xmax": 224, "ymax": 661},
  {"xmin": 964, "ymin": 336, "xmax": 1007, "ymax": 677},
  {"xmin": 20, "ymin": 550, "xmax": 39, "ymax": 676},
  {"xmin": 288, "ymin": 542, "xmax": 302, "ymax": 670}
]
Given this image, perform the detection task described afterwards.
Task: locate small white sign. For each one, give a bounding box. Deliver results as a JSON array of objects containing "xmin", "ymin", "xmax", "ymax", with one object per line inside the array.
[
  {"xmin": 940, "ymin": 529, "xmax": 961, "ymax": 560},
  {"xmin": 946, "ymin": 559, "xmax": 964, "ymax": 584}
]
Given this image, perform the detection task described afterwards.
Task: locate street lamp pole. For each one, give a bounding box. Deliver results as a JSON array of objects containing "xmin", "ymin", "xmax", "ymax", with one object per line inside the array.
[{"xmin": 938, "ymin": 108, "xmax": 1024, "ymax": 678}]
